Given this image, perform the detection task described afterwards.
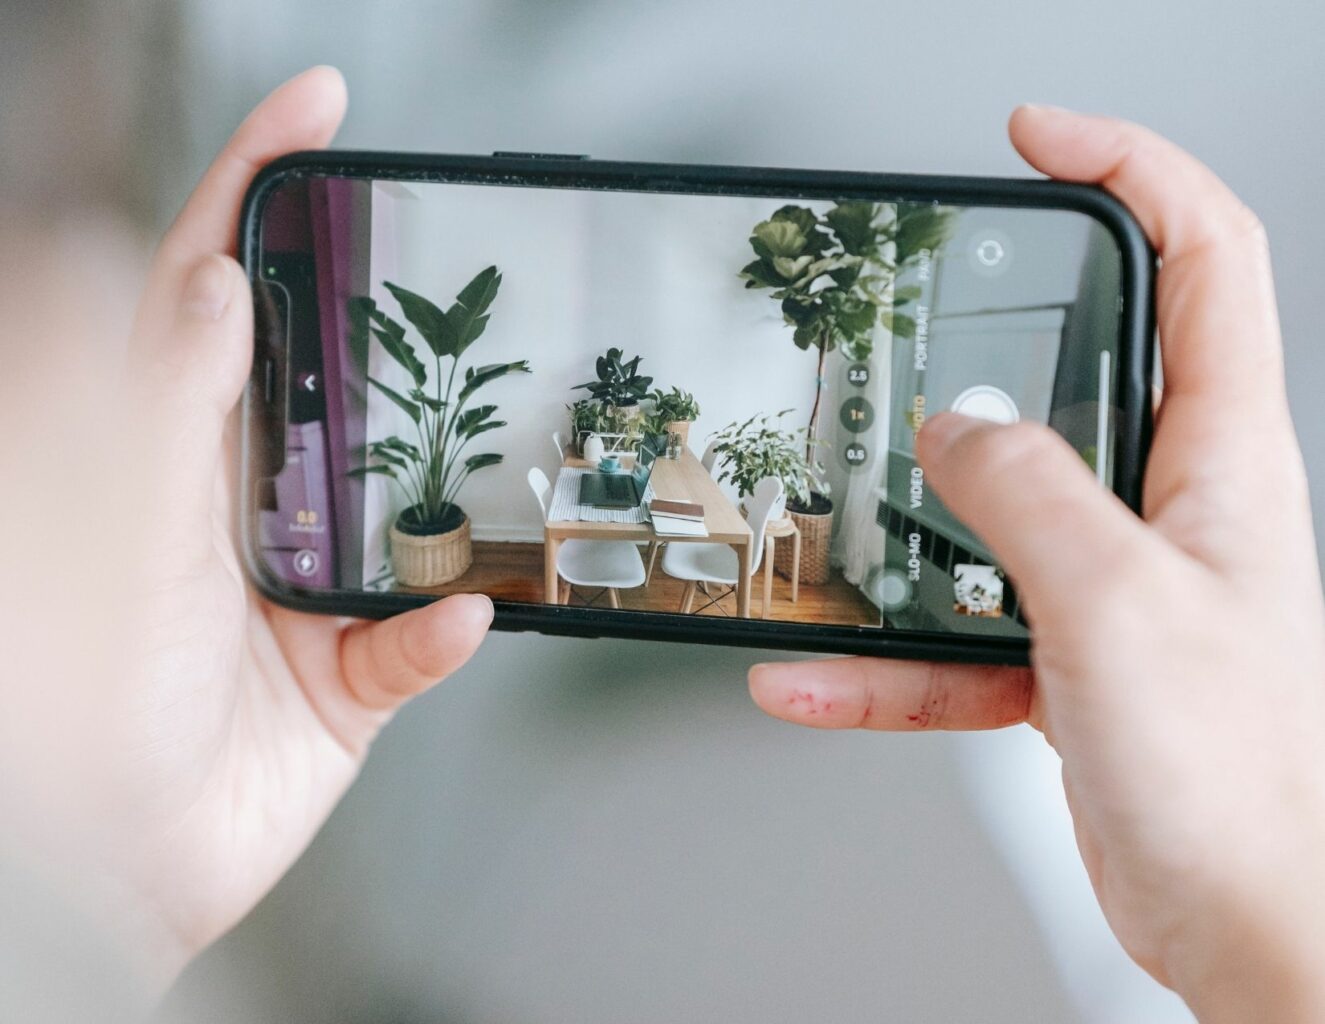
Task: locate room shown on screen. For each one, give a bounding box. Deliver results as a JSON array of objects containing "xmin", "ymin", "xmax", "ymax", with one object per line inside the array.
[{"xmin": 253, "ymin": 177, "xmax": 1122, "ymax": 637}]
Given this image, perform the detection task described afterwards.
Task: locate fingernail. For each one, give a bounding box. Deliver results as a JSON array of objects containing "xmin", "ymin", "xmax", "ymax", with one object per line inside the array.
[
  {"xmin": 748, "ymin": 661, "xmax": 793, "ymax": 685},
  {"xmin": 183, "ymin": 255, "xmax": 234, "ymax": 321},
  {"xmin": 918, "ymin": 412, "xmax": 985, "ymax": 457},
  {"xmin": 1020, "ymin": 102, "xmax": 1072, "ymax": 114}
]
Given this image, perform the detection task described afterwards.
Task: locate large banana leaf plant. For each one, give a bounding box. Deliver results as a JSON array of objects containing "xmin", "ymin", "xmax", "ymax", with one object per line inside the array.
[
  {"xmin": 348, "ymin": 265, "xmax": 530, "ymax": 534},
  {"xmin": 740, "ymin": 202, "xmax": 955, "ymax": 465}
]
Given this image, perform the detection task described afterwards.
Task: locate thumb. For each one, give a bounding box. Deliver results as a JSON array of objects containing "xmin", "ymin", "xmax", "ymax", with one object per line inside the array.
[
  {"xmin": 136, "ymin": 252, "xmax": 253, "ymax": 412},
  {"xmin": 338, "ymin": 594, "xmax": 495, "ymax": 713},
  {"xmin": 131, "ymin": 253, "xmax": 253, "ymax": 565},
  {"xmin": 917, "ymin": 412, "xmax": 1159, "ymax": 626}
]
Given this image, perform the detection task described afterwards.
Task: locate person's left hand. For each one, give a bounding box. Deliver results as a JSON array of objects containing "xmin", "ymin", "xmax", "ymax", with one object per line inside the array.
[{"xmin": 113, "ymin": 66, "xmax": 492, "ymax": 986}]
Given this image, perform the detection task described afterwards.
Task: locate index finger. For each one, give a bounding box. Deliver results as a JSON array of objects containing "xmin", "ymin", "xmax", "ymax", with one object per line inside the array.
[
  {"xmin": 156, "ymin": 65, "xmax": 347, "ymax": 274},
  {"xmin": 132, "ymin": 65, "xmax": 347, "ymax": 366},
  {"xmin": 749, "ymin": 657, "xmax": 1035, "ymax": 732}
]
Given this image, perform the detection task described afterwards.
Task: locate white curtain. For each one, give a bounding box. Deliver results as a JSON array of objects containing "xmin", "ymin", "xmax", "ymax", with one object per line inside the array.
[{"xmin": 360, "ymin": 184, "xmax": 405, "ymax": 589}]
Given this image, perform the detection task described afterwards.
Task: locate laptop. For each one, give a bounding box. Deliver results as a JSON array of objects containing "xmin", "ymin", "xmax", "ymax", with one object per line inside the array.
[{"xmin": 579, "ymin": 443, "xmax": 657, "ymax": 509}]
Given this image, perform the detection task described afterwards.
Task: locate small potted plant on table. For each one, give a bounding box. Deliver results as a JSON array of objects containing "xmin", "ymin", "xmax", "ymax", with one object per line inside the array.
[
  {"xmin": 647, "ymin": 386, "xmax": 701, "ymax": 448},
  {"xmin": 567, "ymin": 398, "xmax": 611, "ymax": 456},
  {"xmin": 351, "ymin": 266, "xmax": 530, "ymax": 587}
]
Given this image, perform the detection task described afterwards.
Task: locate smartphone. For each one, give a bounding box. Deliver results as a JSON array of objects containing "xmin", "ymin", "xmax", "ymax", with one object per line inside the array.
[{"xmin": 239, "ymin": 151, "xmax": 1154, "ymax": 665}]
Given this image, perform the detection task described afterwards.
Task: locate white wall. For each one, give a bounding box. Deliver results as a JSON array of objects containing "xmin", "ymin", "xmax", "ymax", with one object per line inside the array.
[{"xmin": 365, "ymin": 184, "xmax": 837, "ymax": 543}]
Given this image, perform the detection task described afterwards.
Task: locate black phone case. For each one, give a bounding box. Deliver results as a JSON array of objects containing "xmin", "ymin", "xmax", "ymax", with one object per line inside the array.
[{"xmin": 238, "ymin": 150, "xmax": 1156, "ymax": 665}]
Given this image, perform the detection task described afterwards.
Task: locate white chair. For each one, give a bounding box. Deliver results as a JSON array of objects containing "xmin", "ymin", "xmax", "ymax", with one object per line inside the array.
[
  {"xmin": 662, "ymin": 476, "xmax": 783, "ymax": 618},
  {"xmin": 527, "ymin": 467, "xmax": 645, "ymax": 608},
  {"xmin": 551, "ymin": 430, "xmax": 567, "ymax": 463},
  {"xmin": 699, "ymin": 439, "xmax": 723, "ymax": 479}
]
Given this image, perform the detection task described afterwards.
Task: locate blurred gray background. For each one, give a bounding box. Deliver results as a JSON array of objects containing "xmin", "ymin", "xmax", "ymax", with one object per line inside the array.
[{"xmin": 10, "ymin": 1, "xmax": 1322, "ymax": 1021}]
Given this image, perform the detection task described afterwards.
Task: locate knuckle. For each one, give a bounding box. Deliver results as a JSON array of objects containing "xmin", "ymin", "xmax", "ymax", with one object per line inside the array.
[
  {"xmin": 843, "ymin": 659, "xmax": 880, "ymax": 728},
  {"xmin": 391, "ymin": 615, "xmax": 442, "ymax": 688},
  {"xmin": 152, "ymin": 231, "xmax": 187, "ymax": 269},
  {"xmin": 911, "ymin": 662, "xmax": 951, "ymax": 729},
  {"xmin": 1227, "ymin": 201, "xmax": 1269, "ymax": 250},
  {"xmin": 1190, "ymin": 195, "xmax": 1270, "ymax": 260},
  {"xmin": 937, "ymin": 420, "xmax": 1095, "ymax": 539},
  {"xmin": 970, "ymin": 420, "xmax": 1063, "ymax": 481},
  {"xmin": 136, "ymin": 319, "xmax": 251, "ymax": 413}
]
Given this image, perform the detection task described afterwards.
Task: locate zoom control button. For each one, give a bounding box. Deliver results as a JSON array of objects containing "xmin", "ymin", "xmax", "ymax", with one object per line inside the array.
[{"xmin": 839, "ymin": 396, "xmax": 875, "ymax": 434}]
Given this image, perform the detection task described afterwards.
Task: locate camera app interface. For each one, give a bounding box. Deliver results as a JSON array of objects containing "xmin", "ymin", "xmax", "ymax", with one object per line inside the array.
[{"xmin": 252, "ymin": 175, "xmax": 1123, "ymax": 638}]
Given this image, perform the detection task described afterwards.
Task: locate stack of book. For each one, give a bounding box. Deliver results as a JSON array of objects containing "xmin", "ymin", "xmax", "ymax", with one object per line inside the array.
[{"xmin": 648, "ymin": 499, "xmax": 708, "ymax": 537}]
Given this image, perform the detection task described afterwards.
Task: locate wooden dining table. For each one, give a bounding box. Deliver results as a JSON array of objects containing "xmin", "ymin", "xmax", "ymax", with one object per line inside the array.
[{"xmin": 545, "ymin": 447, "xmax": 758, "ymax": 616}]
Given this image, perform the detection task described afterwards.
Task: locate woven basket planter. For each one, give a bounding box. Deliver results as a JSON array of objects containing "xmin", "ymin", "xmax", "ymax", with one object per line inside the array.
[
  {"xmin": 781, "ymin": 503, "xmax": 832, "ymax": 585},
  {"xmin": 390, "ymin": 514, "xmax": 472, "ymax": 587},
  {"xmin": 665, "ymin": 420, "xmax": 692, "ymax": 448}
]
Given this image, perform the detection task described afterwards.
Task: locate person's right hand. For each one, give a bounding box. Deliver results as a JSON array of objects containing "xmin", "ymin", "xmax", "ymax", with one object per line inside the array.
[{"xmin": 749, "ymin": 106, "xmax": 1325, "ymax": 1024}]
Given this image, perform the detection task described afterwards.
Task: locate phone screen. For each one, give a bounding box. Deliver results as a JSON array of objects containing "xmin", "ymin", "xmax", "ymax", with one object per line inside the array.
[{"xmin": 250, "ymin": 172, "xmax": 1126, "ymax": 640}]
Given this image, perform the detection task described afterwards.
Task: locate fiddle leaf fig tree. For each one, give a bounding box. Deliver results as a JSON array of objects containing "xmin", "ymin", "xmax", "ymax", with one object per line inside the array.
[
  {"xmin": 740, "ymin": 202, "xmax": 956, "ymax": 464},
  {"xmin": 349, "ymin": 265, "xmax": 531, "ymax": 533}
]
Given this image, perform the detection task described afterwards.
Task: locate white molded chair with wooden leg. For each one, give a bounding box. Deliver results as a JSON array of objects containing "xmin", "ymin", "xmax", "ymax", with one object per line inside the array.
[
  {"xmin": 551, "ymin": 430, "xmax": 567, "ymax": 463},
  {"xmin": 662, "ymin": 476, "xmax": 783, "ymax": 618},
  {"xmin": 527, "ymin": 467, "xmax": 645, "ymax": 608},
  {"xmin": 699, "ymin": 439, "xmax": 723, "ymax": 479}
]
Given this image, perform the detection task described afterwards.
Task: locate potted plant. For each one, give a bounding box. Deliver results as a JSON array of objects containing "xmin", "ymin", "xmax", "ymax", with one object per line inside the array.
[
  {"xmin": 567, "ymin": 398, "xmax": 611, "ymax": 455},
  {"xmin": 647, "ymin": 386, "xmax": 701, "ymax": 448},
  {"xmin": 574, "ymin": 347, "xmax": 653, "ymax": 440},
  {"xmin": 739, "ymin": 202, "xmax": 956, "ymax": 459},
  {"xmin": 349, "ymin": 266, "xmax": 531, "ymax": 587},
  {"xmin": 740, "ymin": 202, "xmax": 954, "ymax": 583},
  {"xmin": 708, "ymin": 411, "xmax": 827, "ymax": 527}
]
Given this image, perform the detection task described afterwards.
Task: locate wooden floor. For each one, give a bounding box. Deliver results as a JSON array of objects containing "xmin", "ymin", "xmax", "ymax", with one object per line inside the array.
[{"xmin": 397, "ymin": 541, "xmax": 881, "ymax": 626}]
